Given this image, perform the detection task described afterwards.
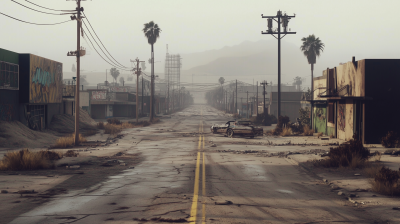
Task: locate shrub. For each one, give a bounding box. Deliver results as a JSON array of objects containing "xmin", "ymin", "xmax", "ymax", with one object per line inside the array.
[
  {"xmin": 281, "ymin": 127, "xmax": 293, "ymax": 136},
  {"xmin": 54, "ymin": 133, "xmax": 87, "ymax": 148},
  {"xmin": 371, "ymin": 166, "xmax": 400, "ymax": 196},
  {"xmin": 319, "ymin": 136, "xmax": 370, "ymax": 168},
  {"xmin": 381, "ymin": 131, "xmax": 399, "ymax": 148},
  {"xmin": 277, "ymin": 116, "xmax": 290, "ymax": 129},
  {"xmin": 0, "ymin": 149, "xmax": 59, "ymax": 171},
  {"xmin": 97, "ymin": 122, "xmax": 104, "ymax": 129},
  {"xmin": 303, "ymin": 125, "xmax": 314, "ymax": 136},
  {"xmin": 104, "ymin": 124, "xmax": 122, "ymax": 134},
  {"xmin": 107, "ymin": 118, "xmax": 121, "ymax": 125},
  {"xmin": 298, "ymin": 107, "xmax": 311, "ymax": 126},
  {"xmin": 64, "ymin": 150, "xmax": 78, "ymax": 157},
  {"xmin": 317, "ymin": 132, "xmax": 323, "ymax": 138}
]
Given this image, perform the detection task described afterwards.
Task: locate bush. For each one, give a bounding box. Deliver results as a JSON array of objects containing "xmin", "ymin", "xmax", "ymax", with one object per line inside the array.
[
  {"xmin": 54, "ymin": 133, "xmax": 87, "ymax": 148},
  {"xmin": 97, "ymin": 122, "xmax": 104, "ymax": 129},
  {"xmin": 281, "ymin": 127, "xmax": 293, "ymax": 136},
  {"xmin": 0, "ymin": 149, "xmax": 60, "ymax": 171},
  {"xmin": 302, "ymin": 125, "xmax": 314, "ymax": 136},
  {"xmin": 107, "ymin": 118, "xmax": 121, "ymax": 125},
  {"xmin": 298, "ymin": 107, "xmax": 311, "ymax": 126},
  {"xmin": 64, "ymin": 150, "xmax": 78, "ymax": 157},
  {"xmin": 277, "ymin": 116, "xmax": 290, "ymax": 129},
  {"xmin": 104, "ymin": 124, "xmax": 122, "ymax": 134},
  {"xmin": 381, "ymin": 131, "xmax": 399, "ymax": 148},
  {"xmin": 320, "ymin": 136, "xmax": 370, "ymax": 168},
  {"xmin": 371, "ymin": 166, "xmax": 400, "ymax": 196}
]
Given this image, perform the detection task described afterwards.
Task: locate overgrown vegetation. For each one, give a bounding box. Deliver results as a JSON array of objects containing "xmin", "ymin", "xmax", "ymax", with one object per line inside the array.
[
  {"xmin": 233, "ymin": 113, "xmax": 241, "ymax": 119},
  {"xmin": 97, "ymin": 122, "xmax": 104, "ymax": 129},
  {"xmin": 302, "ymin": 125, "xmax": 314, "ymax": 136},
  {"xmin": 315, "ymin": 136, "xmax": 370, "ymax": 168},
  {"xmin": 381, "ymin": 131, "xmax": 399, "ymax": 148},
  {"xmin": 53, "ymin": 133, "xmax": 87, "ymax": 148},
  {"xmin": 0, "ymin": 149, "xmax": 61, "ymax": 171},
  {"xmin": 281, "ymin": 127, "xmax": 293, "ymax": 136},
  {"xmin": 370, "ymin": 166, "xmax": 400, "ymax": 196},
  {"xmin": 298, "ymin": 107, "xmax": 311, "ymax": 126},
  {"xmin": 249, "ymin": 113, "xmax": 277, "ymax": 126},
  {"xmin": 107, "ymin": 118, "xmax": 122, "ymax": 125},
  {"xmin": 64, "ymin": 150, "xmax": 78, "ymax": 157}
]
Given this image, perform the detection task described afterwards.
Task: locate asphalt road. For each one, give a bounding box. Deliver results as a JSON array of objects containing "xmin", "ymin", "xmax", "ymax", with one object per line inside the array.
[{"xmin": 10, "ymin": 105, "xmax": 384, "ymax": 224}]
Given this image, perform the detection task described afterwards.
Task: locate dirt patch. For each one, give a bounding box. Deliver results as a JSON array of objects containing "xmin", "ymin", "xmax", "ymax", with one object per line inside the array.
[{"xmin": 48, "ymin": 108, "xmax": 97, "ymax": 135}]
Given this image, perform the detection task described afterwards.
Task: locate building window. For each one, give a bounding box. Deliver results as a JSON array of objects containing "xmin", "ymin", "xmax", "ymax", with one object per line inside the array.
[
  {"xmin": 0, "ymin": 61, "xmax": 19, "ymax": 90},
  {"xmin": 328, "ymin": 102, "xmax": 334, "ymax": 123}
]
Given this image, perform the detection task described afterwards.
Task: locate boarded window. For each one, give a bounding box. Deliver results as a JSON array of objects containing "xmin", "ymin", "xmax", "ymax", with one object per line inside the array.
[
  {"xmin": 0, "ymin": 61, "xmax": 19, "ymax": 90},
  {"xmin": 328, "ymin": 102, "xmax": 334, "ymax": 123}
]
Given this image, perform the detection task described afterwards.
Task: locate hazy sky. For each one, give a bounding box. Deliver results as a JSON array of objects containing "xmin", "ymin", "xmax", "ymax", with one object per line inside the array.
[{"xmin": 2, "ymin": 0, "xmax": 400, "ymax": 83}]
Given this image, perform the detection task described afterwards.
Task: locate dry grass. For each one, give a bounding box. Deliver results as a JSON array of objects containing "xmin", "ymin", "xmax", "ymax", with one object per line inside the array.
[
  {"xmin": 97, "ymin": 122, "xmax": 104, "ymax": 129},
  {"xmin": 364, "ymin": 164, "xmax": 383, "ymax": 178},
  {"xmin": 0, "ymin": 149, "xmax": 62, "ymax": 171},
  {"xmin": 281, "ymin": 127, "xmax": 293, "ymax": 136},
  {"xmin": 317, "ymin": 132, "xmax": 323, "ymax": 138},
  {"xmin": 53, "ymin": 133, "xmax": 87, "ymax": 148},
  {"xmin": 370, "ymin": 166, "xmax": 400, "ymax": 196},
  {"xmin": 302, "ymin": 125, "xmax": 314, "ymax": 136},
  {"xmin": 64, "ymin": 150, "xmax": 78, "ymax": 157},
  {"xmin": 330, "ymin": 134, "xmax": 334, "ymax": 138},
  {"xmin": 104, "ymin": 124, "xmax": 122, "ymax": 134}
]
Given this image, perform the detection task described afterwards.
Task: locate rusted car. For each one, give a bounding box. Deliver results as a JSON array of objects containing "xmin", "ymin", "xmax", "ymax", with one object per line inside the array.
[{"xmin": 210, "ymin": 120, "xmax": 263, "ymax": 138}]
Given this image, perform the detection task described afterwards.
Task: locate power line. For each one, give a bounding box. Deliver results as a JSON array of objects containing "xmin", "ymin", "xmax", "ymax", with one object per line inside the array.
[
  {"xmin": 24, "ymin": 0, "xmax": 76, "ymax": 12},
  {"xmin": 0, "ymin": 11, "xmax": 72, "ymax": 25},
  {"xmin": 82, "ymin": 29, "xmax": 132, "ymax": 72},
  {"xmin": 82, "ymin": 12, "xmax": 128, "ymax": 68},
  {"xmin": 11, "ymin": 0, "xmax": 67, "ymax": 15},
  {"xmin": 82, "ymin": 24, "xmax": 130, "ymax": 70}
]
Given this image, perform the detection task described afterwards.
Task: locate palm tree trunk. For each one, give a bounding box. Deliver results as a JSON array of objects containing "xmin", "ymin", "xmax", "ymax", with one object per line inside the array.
[
  {"xmin": 150, "ymin": 44, "xmax": 154, "ymax": 122},
  {"xmin": 311, "ymin": 63, "xmax": 314, "ymax": 129}
]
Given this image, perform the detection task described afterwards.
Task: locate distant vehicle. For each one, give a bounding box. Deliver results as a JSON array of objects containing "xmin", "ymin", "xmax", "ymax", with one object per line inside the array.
[{"xmin": 210, "ymin": 120, "xmax": 263, "ymax": 138}]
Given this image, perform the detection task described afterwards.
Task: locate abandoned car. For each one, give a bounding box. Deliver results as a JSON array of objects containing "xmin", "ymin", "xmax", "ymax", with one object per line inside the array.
[{"xmin": 210, "ymin": 120, "xmax": 263, "ymax": 138}]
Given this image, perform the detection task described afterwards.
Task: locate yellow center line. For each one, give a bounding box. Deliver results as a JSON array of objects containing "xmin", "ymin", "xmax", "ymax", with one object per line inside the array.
[
  {"xmin": 202, "ymin": 152, "xmax": 206, "ymax": 224},
  {"xmin": 189, "ymin": 152, "xmax": 201, "ymax": 223}
]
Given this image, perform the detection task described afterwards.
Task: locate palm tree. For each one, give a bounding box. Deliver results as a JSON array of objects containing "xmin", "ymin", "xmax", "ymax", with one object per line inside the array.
[
  {"xmin": 143, "ymin": 21, "xmax": 161, "ymax": 121},
  {"xmin": 300, "ymin": 34, "xmax": 324, "ymax": 129},
  {"xmin": 300, "ymin": 34, "xmax": 324, "ymax": 98}
]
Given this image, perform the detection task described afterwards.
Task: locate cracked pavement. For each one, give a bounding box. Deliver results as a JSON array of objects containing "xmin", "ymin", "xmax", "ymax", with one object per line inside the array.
[{"xmin": 8, "ymin": 105, "xmax": 389, "ymax": 223}]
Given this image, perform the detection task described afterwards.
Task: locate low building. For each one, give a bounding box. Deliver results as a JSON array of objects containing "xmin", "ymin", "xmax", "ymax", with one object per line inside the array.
[
  {"xmin": 0, "ymin": 48, "xmax": 64, "ymax": 130},
  {"xmin": 310, "ymin": 57, "xmax": 400, "ymax": 144}
]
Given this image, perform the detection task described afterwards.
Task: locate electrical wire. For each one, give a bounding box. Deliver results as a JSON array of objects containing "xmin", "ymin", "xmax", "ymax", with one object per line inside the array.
[
  {"xmin": 82, "ymin": 29, "xmax": 132, "ymax": 72},
  {"xmin": 82, "ymin": 24, "xmax": 131, "ymax": 70},
  {"xmin": 0, "ymin": 11, "xmax": 72, "ymax": 25},
  {"xmin": 24, "ymin": 0, "xmax": 76, "ymax": 12},
  {"xmin": 11, "ymin": 0, "xmax": 67, "ymax": 15},
  {"xmin": 82, "ymin": 12, "xmax": 128, "ymax": 68}
]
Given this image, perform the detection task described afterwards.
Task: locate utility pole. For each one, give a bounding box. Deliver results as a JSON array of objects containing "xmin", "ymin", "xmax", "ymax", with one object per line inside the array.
[
  {"xmin": 131, "ymin": 58, "xmax": 144, "ymax": 123},
  {"xmin": 67, "ymin": 0, "xmax": 85, "ymax": 146},
  {"xmin": 256, "ymin": 81, "xmax": 259, "ymax": 115},
  {"xmin": 232, "ymin": 91, "xmax": 234, "ymax": 113},
  {"xmin": 246, "ymin": 91, "xmax": 249, "ymax": 118},
  {"xmin": 261, "ymin": 10, "xmax": 296, "ymax": 117},
  {"xmin": 225, "ymin": 90, "xmax": 227, "ymax": 113},
  {"xmin": 235, "ymin": 79, "xmax": 238, "ymax": 113},
  {"xmin": 260, "ymin": 81, "xmax": 268, "ymax": 125},
  {"xmin": 142, "ymin": 76, "xmax": 144, "ymax": 116}
]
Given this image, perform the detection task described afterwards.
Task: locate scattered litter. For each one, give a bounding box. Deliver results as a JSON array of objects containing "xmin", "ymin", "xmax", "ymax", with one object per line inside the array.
[
  {"xmin": 74, "ymin": 171, "xmax": 84, "ymax": 174},
  {"xmin": 211, "ymin": 144, "xmax": 217, "ymax": 147},
  {"xmin": 215, "ymin": 200, "xmax": 233, "ymax": 205},
  {"xmin": 393, "ymin": 207, "xmax": 400, "ymax": 210},
  {"xmin": 114, "ymin": 152, "xmax": 124, "ymax": 156},
  {"xmin": 354, "ymin": 173, "xmax": 361, "ymax": 176},
  {"xmin": 1, "ymin": 190, "xmax": 8, "ymax": 194},
  {"xmin": 18, "ymin": 190, "xmax": 36, "ymax": 194},
  {"xmin": 67, "ymin": 165, "xmax": 80, "ymax": 169},
  {"xmin": 337, "ymin": 191, "xmax": 345, "ymax": 196},
  {"xmin": 128, "ymin": 166, "xmax": 135, "ymax": 169},
  {"xmin": 120, "ymin": 163, "xmax": 126, "ymax": 166},
  {"xmin": 323, "ymin": 179, "xmax": 328, "ymax": 183}
]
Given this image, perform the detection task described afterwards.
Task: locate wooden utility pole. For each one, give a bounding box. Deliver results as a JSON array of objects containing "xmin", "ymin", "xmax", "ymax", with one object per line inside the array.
[
  {"xmin": 261, "ymin": 10, "xmax": 296, "ymax": 117},
  {"xmin": 260, "ymin": 81, "xmax": 268, "ymax": 125},
  {"xmin": 235, "ymin": 79, "xmax": 238, "ymax": 113},
  {"xmin": 246, "ymin": 91, "xmax": 249, "ymax": 118},
  {"xmin": 131, "ymin": 58, "xmax": 144, "ymax": 123},
  {"xmin": 256, "ymin": 81, "xmax": 258, "ymax": 115},
  {"xmin": 67, "ymin": 0, "xmax": 85, "ymax": 145},
  {"xmin": 142, "ymin": 76, "xmax": 144, "ymax": 115}
]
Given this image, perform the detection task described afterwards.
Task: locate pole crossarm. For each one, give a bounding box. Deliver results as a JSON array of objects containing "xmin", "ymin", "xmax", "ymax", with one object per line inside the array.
[{"xmin": 262, "ymin": 32, "xmax": 296, "ymax": 35}]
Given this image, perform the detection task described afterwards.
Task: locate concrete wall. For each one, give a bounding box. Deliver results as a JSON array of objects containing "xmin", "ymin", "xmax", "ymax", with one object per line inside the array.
[
  {"xmin": 337, "ymin": 100, "xmax": 354, "ymax": 141},
  {"xmin": 336, "ymin": 60, "xmax": 365, "ymax": 97},
  {"xmin": 64, "ymin": 101, "xmax": 74, "ymax": 116},
  {"xmin": 269, "ymin": 92, "xmax": 303, "ymax": 122},
  {"xmin": 313, "ymin": 76, "xmax": 327, "ymax": 100},
  {"xmin": 47, "ymin": 103, "xmax": 63, "ymax": 126},
  {"xmin": 91, "ymin": 104, "xmax": 106, "ymax": 119},
  {"xmin": 80, "ymin": 92, "xmax": 89, "ymax": 107},
  {"xmin": 106, "ymin": 104, "xmax": 113, "ymax": 118}
]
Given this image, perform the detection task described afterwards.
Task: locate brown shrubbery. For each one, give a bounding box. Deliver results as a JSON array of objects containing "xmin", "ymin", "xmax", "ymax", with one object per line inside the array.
[
  {"xmin": 97, "ymin": 122, "xmax": 105, "ymax": 129},
  {"xmin": 107, "ymin": 118, "xmax": 121, "ymax": 125},
  {"xmin": 317, "ymin": 136, "xmax": 370, "ymax": 168},
  {"xmin": 53, "ymin": 133, "xmax": 87, "ymax": 148},
  {"xmin": 381, "ymin": 131, "xmax": 399, "ymax": 148},
  {"xmin": 0, "ymin": 149, "xmax": 62, "ymax": 171},
  {"xmin": 370, "ymin": 166, "xmax": 400, "ymax": 196},
  {"xmin": 302, "ymin": 125, "xmax": 314, "ymax": 136}
]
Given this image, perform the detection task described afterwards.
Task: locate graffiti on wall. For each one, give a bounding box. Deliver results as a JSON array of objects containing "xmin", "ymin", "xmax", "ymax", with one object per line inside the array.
[
  {"xmin": 313, "ymin": 107, "xmax": 326, "ymax": 134},
  {"xmin": 63, "ymin": 85, "xmax": 75, "ymax": 97},
  {"xmin": 0, "ymin": 104, "xmax": 14, "ymax": 121},
  {"xmin": 91, "ymin": 91, "xmax": 107, "ymax": 100},
  {"xmin": 110, "ymin": 86, "xmax": 130, "ymax": 92},
  {"xmin": 338, "ymin": 104, "xmax": 346, "ymax": 131},
  {"xmin": 29, "ymin": 55, "xmax": 63, "ymax": 103}
]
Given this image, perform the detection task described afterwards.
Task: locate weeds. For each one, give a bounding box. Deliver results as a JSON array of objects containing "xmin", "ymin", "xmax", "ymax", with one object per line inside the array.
[
  {"xmin": 0, "ymin": 149, "xmax": 61, "ymax": 171},
  {"xmin": 317, "ymin": 132, "xmax": 323, "ymax": 138},
  {"xmin": 104, "ymin": 124, "xmax": 122, "ymax": 134},
  {"xmin": 381, "ymin": 131, "xmax": 399, "ymax": 148},
  {"xmin": 97, "ymin": 122, "xmax": 104, "ymax": 129},
  {"xmin": 64, "ymin": 150, "xmax": 78, "ymax": 157},
  {"xmin": 281, "ymin": 127, "xmax": 293, "ymax": 136},
  {"xmin": 370, "ymin": 166, "xmax": 400, "ymax": 196},
  {"xmin": 53, "ymin": 133, "xmax": 87, "ymax": 148},
  {"xmin": 302, "ymin": 125, "xmax": 314, "ymax": 136},
  {"xmin": 107, "ymin": 118, "xmax": 121, "ymax": 125},
  {"xmin": 316, "ymin": 136, "xmax": 370, "ymax": 168}
]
